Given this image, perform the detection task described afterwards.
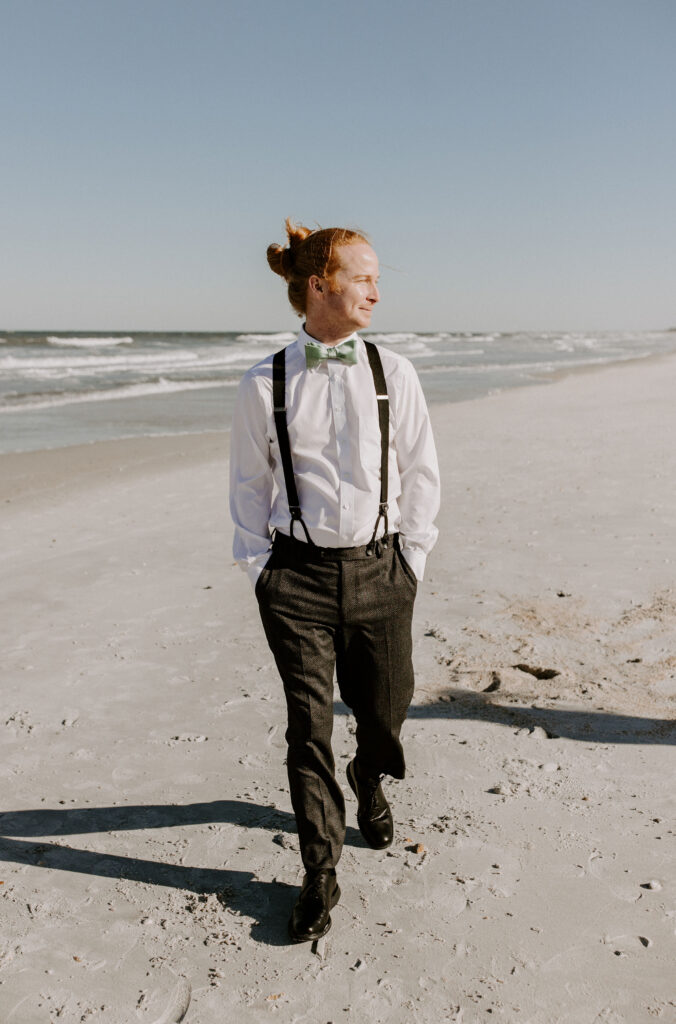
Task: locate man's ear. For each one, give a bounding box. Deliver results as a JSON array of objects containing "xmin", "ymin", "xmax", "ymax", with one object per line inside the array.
[{"xmin": 308, "ymin": 275, "xmax": 324, "ymax": 295}]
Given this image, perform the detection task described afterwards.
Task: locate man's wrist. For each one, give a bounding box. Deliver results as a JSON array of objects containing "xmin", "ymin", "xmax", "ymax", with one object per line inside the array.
[{"xmin": 246, "ymin": 551, "xmax": 272, "ymax": 589}]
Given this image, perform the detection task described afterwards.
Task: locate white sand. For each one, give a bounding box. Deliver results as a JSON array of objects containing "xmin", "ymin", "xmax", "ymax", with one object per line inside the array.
[{"xmin": 1, "ymin": 355, "xmax": 674, "ymax": 1023}]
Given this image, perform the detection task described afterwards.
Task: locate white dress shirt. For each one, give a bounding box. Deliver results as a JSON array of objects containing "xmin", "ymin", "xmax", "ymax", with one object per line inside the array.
[{"xmin": 230, "ymin": 326, "xmax": 440, "ymax": 587}]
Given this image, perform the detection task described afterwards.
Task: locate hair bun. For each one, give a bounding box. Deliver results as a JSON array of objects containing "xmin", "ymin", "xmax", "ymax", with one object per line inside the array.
[
  {"xmin": 267, "ymin": 218, "xmax": 316, "ymax": 279},
  {"xmin": 266, "ymin": 243, "xmax": 290, "ymax": 279}
]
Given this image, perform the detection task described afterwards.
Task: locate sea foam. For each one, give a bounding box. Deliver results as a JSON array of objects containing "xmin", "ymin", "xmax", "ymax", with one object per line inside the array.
[
  {"xmin": 0, "ymin": 377, "xmax": 236, "ymax": 413},
  {"xmin": 46, "ymin": 336, "xmax": 134, "ymax": 347}
]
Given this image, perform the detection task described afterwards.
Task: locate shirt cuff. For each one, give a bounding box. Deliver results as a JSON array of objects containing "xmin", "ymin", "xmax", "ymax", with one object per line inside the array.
[
  {"xmin": 400, "ymin": 546, "xmax": 427, "ymax": 582},
  {"xmin": 245, "ymin": 551, "xmax": 272, "ymax": 589}
]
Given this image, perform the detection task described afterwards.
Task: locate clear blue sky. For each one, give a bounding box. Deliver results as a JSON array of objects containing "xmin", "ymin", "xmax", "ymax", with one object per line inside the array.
[{"xmin": 2, "ymin": 0, "xmax": 674, "ymax": 331}]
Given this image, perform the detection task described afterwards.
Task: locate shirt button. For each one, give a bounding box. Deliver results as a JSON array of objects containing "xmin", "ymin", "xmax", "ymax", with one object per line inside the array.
[{"xmin": 342, "ymin": 503, "xmax": 350, "ymax": 510}]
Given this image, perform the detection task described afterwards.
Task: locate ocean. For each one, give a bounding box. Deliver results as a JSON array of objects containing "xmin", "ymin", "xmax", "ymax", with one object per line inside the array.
[{"xmin": 1, "ymin": 329, "xmax": 675, "ymax": 454}]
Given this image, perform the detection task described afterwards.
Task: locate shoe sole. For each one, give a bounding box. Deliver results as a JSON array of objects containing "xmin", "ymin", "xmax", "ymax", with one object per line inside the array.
[
  {"xmin": 346, "ymin": 761, "xmax": 393, "ymax": 850},
  {"xmin": 288, "ymin": 884, "xmax": 341, "ymax": 944}
]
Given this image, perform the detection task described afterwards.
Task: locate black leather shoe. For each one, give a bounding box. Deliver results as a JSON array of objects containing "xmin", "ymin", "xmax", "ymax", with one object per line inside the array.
[
  {"xmin": 347, "ymin": 758, "xmax": 394, "ymax": 850},
  {"xmin": 288, "ymin": 869, "xmax": 341, "ymax": 943}
]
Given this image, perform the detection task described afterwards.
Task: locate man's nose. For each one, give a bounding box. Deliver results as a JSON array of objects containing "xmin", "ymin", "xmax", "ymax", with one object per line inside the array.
[{"xmin": 368, "ymin": 283, "xmax": 380, "ymax": 304}]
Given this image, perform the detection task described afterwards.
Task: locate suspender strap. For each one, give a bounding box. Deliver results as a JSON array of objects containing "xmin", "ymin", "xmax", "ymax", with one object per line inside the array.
[
  {"xmin": 364, "ymin": 341, "xmax": 390, "ymax": 552},
  {"xmin": 271, "ymin": 341, "xmax": 390, "ymax": 552},
  {"xmin": 272, "ymin": 348, "xmax": 314, "ymax": 544}
]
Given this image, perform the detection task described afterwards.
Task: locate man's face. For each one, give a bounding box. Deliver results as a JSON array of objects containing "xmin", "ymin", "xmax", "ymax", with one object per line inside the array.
[{"xmin": 319, "ymin": 242, "xmax": 380, "ymax": 334}]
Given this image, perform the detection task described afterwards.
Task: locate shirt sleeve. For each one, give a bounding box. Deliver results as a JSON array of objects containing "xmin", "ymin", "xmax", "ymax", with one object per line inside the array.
[
  {"xmin": 229, "ymin": 370, "xmax": 275, "ymax": 588},
  {"xmin": 393, "ymin": 361, "xmax": 440, "ymax": 581}
]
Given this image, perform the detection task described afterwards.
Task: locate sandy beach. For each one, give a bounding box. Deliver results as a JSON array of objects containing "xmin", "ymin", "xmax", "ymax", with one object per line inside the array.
[{"xmin": 1, "ymin": 355, "xmax": 674, "ymax": 1023}]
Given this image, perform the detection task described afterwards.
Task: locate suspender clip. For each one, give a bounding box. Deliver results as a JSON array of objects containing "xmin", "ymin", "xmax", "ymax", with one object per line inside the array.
[{"xmin": 289, "ymin": 506, "xmax": 313, "ymax": 545}]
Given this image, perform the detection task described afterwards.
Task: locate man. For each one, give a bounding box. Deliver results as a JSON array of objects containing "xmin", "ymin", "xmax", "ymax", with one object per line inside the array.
[{"xmin": 230, "ymin": 220, "xmax": 440, "ymax": 943}]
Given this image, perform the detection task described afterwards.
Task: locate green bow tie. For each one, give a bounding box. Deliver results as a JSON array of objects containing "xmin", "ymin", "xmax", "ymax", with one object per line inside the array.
[{"xmin": 305, "ymin": 336, "xmax": 358, "ymax": 369}]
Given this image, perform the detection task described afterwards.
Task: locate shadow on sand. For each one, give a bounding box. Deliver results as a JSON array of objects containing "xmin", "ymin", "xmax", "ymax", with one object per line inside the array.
[
  {"xmin": 0, "ymin": 801, "xmax": 362, "ymax": 947},
  {"xmin": 2, "ymin": 694, "xmax": 672, "ymax": 945},
  {"xmin": 337, "ymin": 693, "xmax": 676, "ymax": 745}
]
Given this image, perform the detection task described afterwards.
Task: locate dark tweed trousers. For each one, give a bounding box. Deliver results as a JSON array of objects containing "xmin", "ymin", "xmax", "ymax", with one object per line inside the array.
[{"xmin": 255, "ymin": 531, "xmax": 417, "ymax": 872}]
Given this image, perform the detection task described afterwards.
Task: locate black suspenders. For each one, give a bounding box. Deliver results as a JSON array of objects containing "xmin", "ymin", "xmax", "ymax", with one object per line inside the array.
[
  {"xmin": 364, "ymin": 341, "xmax": 390, "ymax": 550},
  {"xmin": 271, "ymin": 340, "xmax": 389, "ymax": 553},
  {"xmin": 272, "ymin": 348, "xmax": 314, "ymax": 544}
]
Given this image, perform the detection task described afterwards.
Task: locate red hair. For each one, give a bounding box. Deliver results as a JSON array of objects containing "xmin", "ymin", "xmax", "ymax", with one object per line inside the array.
[{"xmin": 267, "ymin": 218, "xmax": 369, "ymax": 316}]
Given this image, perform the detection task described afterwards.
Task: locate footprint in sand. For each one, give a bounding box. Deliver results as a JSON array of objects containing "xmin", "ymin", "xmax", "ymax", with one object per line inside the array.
[
  {"xmin": 145, "ymin": 973, "xmax": 191, "ymax": 1024},
  {"xmin": 586, "ymin": 850, "xmax": 641, "ymax": 902}
]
